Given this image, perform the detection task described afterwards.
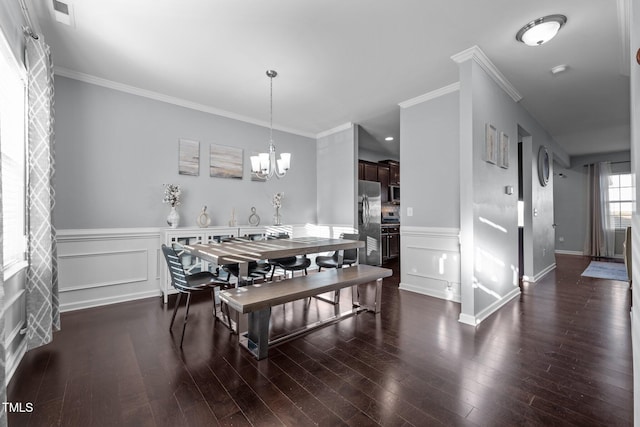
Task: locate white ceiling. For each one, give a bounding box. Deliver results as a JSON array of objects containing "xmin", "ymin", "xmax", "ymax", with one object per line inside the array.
[{"xmin": 28, "ymin": 0, "xmax": 630, "ymax": 158}]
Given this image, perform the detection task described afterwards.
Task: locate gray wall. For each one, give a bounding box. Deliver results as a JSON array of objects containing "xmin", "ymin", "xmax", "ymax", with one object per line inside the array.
[
  {"xmin": 53, "ymin": 77, "xmax": 317, "ymax": 229},
  {"xmin": 399, "ymin": 91, "xmax": 460, "ymax": 228},
  {"xmin": 0, "ymin": 1, "xmax": 26, "ymax": 64},
  {"xmin": 358, "ymin": 147, "xmax": 398, "ymax": 163},
  {"xmin": 553, "ymin": 150, "xmax": 631, "ymax": 254},
  {"xmin": 458, "ymin": 54, "xmax": 564, "ymax": 321},
  {"xmin": 317, "ymin": 125, "xmax": 357, "ymax": 226}
]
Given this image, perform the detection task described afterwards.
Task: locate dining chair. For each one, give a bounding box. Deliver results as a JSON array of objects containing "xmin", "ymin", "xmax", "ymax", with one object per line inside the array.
[
  {"xmin": 218, "ymin": 236, "xmax": 272, "ymax": 284},
  {"xmin": 266, "ymin": 233, "xmax": 312, "ymax": 280},
  {"xmin": 269, "ymin": 255, "xmax": 312, "ymax": 280},
  {"xmin": 315, "ymin": 233, "xmax": 360, "ymax": 271},
  {"xmin": 222, "ymin": 260, "xmax": 272, "ymax": 284},
  {"xmin": 162, "ymin": 244, "xmax": 232, "ymax": 347}
]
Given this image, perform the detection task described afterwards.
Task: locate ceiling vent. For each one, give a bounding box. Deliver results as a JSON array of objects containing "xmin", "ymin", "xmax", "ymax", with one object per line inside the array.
[{"xmin": 52, "ymin": 0, "xmax": 75, "ymax": 27}]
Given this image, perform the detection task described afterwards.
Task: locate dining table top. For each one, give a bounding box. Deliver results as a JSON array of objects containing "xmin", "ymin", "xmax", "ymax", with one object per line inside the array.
[{"xmin": 182, "ymin": 236, "xmax": 364, "ymax": 265}]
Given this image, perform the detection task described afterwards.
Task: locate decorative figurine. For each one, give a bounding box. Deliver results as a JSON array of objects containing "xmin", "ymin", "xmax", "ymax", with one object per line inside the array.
[
  {"xmin": 196, "ymin": 205, "xmax": 211, "ymax": 228},
  {"xmin": 228, "ymin": 208, "xmax": 238, "ymax": 227},
  {"xmin": 248, "ymin": 207, "xmax": 260, "ymax": 226}
]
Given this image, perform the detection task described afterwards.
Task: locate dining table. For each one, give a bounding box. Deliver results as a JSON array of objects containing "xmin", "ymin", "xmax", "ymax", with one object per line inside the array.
[
  {"xmin": 181, "ymin": 235, "xmax": 365, "ymax": 332},
  {"xmin": 183, "ymin": 236, "xmax": 365, "ymax": 285}
]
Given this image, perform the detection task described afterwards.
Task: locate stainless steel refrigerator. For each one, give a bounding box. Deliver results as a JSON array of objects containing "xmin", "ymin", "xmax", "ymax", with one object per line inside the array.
[{"xmin": 358, "ymin": 180, "xmax": 382, "ymax": 266}]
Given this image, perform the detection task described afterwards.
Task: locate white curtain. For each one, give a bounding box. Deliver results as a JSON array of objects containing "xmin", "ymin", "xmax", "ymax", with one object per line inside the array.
[
  {"xmin": 25, "ymin": 36, "xmax": 59, "ymax": 350},
  {"xmin": 584, "ymin": 162, "xmax": 615, "ymax": 257}
]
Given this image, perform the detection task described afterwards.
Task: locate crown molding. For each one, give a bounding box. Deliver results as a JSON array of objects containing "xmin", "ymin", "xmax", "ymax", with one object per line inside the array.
[
  {"xmin": 451, "ymin": 45, "xmax": 522, "ymax": 102},
  {"xmin": 398, "ymin": 82, "xmax": 460, "ymax": 108},
  {"xmin": 53, "ymin": 67, "xmax": 316, "ymax": 139},
  {"xmin": 617, "ymin": 0, "xmax": 630, "ymax": 76},
  {"xmin": 316, "ymin": 122, "xmax": 353, "ymax": 139}
]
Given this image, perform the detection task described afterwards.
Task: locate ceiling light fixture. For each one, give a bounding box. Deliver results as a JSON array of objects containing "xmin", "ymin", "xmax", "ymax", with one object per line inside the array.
[
  {"xmin": 385, "ymin": 137, "xmax": 394, "ymax": 141},
  {"xmin": 250, "ymin": 70, "xmax": 291, "ymax": 180},
  {"xmin": 516, "ymin": 14, "xmax": 567, "ymax": 46}
]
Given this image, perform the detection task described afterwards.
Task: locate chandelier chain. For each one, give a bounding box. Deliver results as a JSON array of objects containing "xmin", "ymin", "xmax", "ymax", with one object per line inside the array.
[{"xmin": 269, "ymin": 73, "xmax": 273, "ymax": 143}]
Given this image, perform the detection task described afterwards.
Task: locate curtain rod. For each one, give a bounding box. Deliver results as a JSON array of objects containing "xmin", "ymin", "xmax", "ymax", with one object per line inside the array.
[{"xmin": 18, "ymin": 0, "xmax": 39, "ymax": 40}]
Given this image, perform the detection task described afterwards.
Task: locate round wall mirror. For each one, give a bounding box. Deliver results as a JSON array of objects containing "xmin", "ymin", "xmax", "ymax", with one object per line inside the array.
[{"xmin": 537, "ymin": 146, "xmax": 550, "ymax": 186}]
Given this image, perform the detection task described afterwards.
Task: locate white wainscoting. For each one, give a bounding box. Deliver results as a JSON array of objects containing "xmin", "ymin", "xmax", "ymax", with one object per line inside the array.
[
  {"xmin": 399, "ymin": 226, "xmax": 461, "ymax": 302},
  {"xmin": 57, "ymin": 228, "xmax": 162, "ymax": 312},
  {"xmin": 57, "ymin": 224, "xmax": 350, "ymax": 312}
]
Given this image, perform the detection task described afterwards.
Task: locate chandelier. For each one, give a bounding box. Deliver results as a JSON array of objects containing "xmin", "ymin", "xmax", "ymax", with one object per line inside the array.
[{"xmin": 250, "ymin": 70, "xmax": 291, "ymax": 180}]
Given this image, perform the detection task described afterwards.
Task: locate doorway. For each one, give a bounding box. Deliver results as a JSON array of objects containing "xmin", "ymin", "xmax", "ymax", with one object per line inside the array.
[{"xmin": 518, "ymin": 138, "xmax": 524, "ymax": 284}]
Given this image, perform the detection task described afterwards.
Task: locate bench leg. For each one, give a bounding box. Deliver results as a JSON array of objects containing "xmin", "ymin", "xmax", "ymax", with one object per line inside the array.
[
  {"xmin": 246, "ymin": 307, "xmax": 271, "ymax": 360},
  {"xmin": 352, "ymin": 278, "xmax": 382, "ymax": 313}
]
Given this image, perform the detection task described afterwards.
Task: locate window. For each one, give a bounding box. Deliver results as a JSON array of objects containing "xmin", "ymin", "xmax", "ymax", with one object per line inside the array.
[
  {"xmin": 608, "ymin": 173, "xmax": 633, "ymax": 229},
  {"xmin": 0, "ymin": 39, "xmax": 27, "ymax": 272}
]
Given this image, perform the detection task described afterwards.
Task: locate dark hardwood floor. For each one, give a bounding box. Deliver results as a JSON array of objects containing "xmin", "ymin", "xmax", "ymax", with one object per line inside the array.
[{"xmin": 8, "ymin": 255, "xmax": 633, "ymax": 426}]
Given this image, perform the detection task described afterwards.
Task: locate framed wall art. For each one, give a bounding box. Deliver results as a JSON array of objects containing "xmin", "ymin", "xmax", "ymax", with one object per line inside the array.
[
  {"xmin": 178, "ymin": 138, "xmax": 200, "ymax": 176},
  {"xmin": 498, "ymin": 132, "xmax": 509, "ymax": 169},
  {"xmin": 485, "ymin": 123, "xmax": 497, "ymax": 164},
  {"xmin": 210, "ymin": 144, "xmax": 243, "ymax": 179}
]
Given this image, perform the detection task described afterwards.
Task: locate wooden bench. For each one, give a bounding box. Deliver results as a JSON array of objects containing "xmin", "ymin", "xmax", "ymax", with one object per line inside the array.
[{"xmin": 219, "ymin": 264, "xmax": 392, "ymax": 359}]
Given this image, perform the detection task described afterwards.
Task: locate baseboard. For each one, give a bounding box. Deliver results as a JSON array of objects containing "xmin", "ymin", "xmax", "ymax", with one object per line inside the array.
[
  {"xmin": 5, "ymin": 339, "xmax": 26, "ymax": 385},
  {"xmin": 523, "ymin": 263, "xmax": 556, "ymax": 283},
  {"xmin": 60, "ymin": 290, "xmax": 161, "ymax": 312},
  {"xmin": 555, "ymin": 250, "xmax": 584, "ymax": 256},
  {"xmin": 399, "ymin": 282, "xmax": 461, "ymax": 302},
  {"xmin": 458, "ymin": 313, "xmax": 477, "ymax": 326},
  {"xmin": 458, "ymin": 287, "xmax": 521, "ymax": 326}
]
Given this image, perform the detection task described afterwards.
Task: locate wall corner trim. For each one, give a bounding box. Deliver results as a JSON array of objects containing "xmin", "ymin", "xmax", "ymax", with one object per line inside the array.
[
  {"xmin": 450, "ymin": 45, "xmax": 523, "ymax": 103},
  {"xmin": 523, "ymin": 262, "xmax": 557, "ymax": 283},
  {"xmin": 316, "ymin": 122, "xmax": 353, "ymax": 139},
  {"xmin": 458, "ymin": 313, "xmax": 477, "ymax": 326},
  {"xmin": 398, "ymin": 82, "xmax": 460, "ymax": 109},
  {"xmin": 459, "ymin": 286, "xmax": 521, "ymax": 326}
]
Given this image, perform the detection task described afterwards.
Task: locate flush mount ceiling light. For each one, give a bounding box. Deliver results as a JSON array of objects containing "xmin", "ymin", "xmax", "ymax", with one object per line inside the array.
[
  {"xmin": 250, "ymin": 70, "xmax": 291, "ymax": 180},
  {"xmin": 385, "ymin": 137, "xmax": 394, "ymax": 141},
  {"xmin": 516, "ymin": 14, "xmax": 567, "ymax": 46}
]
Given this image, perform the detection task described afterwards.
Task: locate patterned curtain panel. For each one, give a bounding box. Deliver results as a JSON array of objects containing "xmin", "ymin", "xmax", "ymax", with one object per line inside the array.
[
  {"xmin": 0, "ymin": 130, "xmax": 7, "ymax": 427},
  {"xmin": 25, "ymin": 37, "xmax": 60, "ymax": 351}
]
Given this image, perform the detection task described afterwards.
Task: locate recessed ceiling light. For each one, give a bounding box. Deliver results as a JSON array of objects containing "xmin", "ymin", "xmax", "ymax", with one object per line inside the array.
[
  {"xmin": 516, "ymin": 14, "xmax": 567, "ymax": 46},
  {"xmin": 550, "ymin": 64, "xmax": 568, "ymax": 75},
  {"xmin": 385, "ymin": 137, "xmax": 394, "ymax": 141}
]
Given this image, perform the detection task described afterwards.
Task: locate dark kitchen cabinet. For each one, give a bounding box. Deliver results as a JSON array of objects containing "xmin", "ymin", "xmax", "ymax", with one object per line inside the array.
[
  {"xmin": 388, "ymin": 161, "xmax": 400, "ymax": 185},
  {"xmin": 381, "ymin": 225, "xmax": 400, "ymax": 261},
  {"xmin": 359, "ymin": 160, "xmax": 379, "ymax": 182},
  {"xmin": 358, "ymin": 159, "xmax": 399, "ymax": 204},
  {"xmin": 377, "ymin": 164, "xmax": 390, "ymax": 203}
]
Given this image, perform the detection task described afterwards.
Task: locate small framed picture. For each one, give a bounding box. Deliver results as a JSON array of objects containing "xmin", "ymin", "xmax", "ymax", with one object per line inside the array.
[
  {"xmin": 498, "ymin": 132, "xmax": 509, "ymax": 169},
  {"xmin": 485, "ymin": 124, "xmax": 497, "ymax": 164},
  {"xmin": 179, "ymin": 139, "xmax": 200, "ymax": 176}
]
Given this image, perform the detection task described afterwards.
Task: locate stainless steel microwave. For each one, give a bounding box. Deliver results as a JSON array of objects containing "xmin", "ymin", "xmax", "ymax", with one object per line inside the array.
[{"xmin": 389, "ymin": 185, "xmax": 400, "ymax": 203}]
